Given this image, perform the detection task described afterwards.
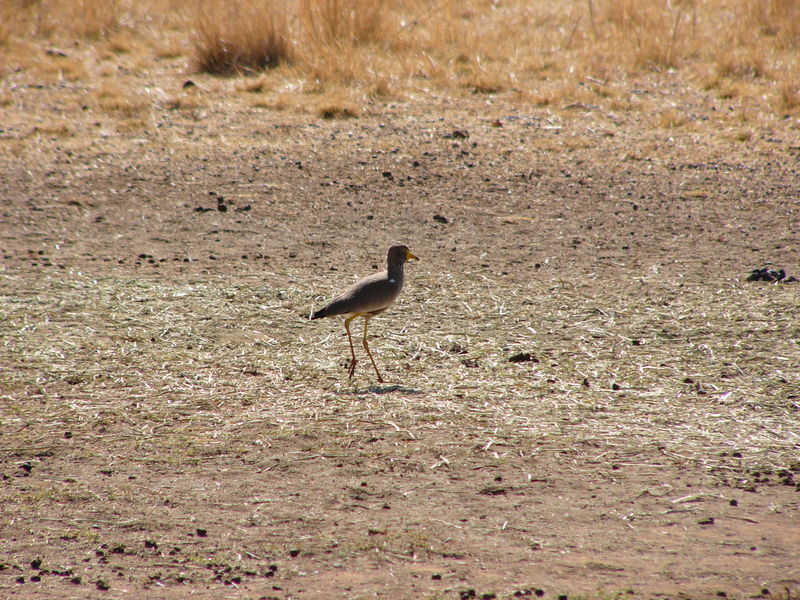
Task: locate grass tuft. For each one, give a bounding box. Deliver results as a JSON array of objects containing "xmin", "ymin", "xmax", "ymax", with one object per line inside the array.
[
  {"xmin": 317, "ymin": 100, "xmax": 359, "ymax": 119},
  {"xmin": 777, "ymin": 78, "xmax": 800, "ymax": 113},
  {"xmin": 91, "ymin": 82, "xmax": 151, "ymax": 117},
  {"xmin": 191, "ymin": 0, "xmax": 291, "ymax": 75},
  {"xmin": 300, "ymin": 0, "xmax": 388, "ymax": 48}
]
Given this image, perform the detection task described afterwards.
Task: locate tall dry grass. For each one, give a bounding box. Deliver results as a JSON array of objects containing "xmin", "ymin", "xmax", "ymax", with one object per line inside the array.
[
  {"xmin": 0, "ymin": 0, "xmax": 122, "ymax": 41},
  {"xmin": 191, "ymin": 0, "xmax": 290, "ymax": 74},
  {"xmin": 2, "ymin": 0, "xmax": 799, "ymax": 115},
  {"xmin": 300, "ymin": 0, "xmax": 387, "ymax": 48},
  {"xmin": 593, "ymin": 0, "xmax": 696, "ymax": 71}
]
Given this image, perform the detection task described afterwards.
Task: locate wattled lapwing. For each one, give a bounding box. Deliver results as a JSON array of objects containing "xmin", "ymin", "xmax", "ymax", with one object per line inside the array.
[{"xmin": 311, "ymin": 245, "xmax": 418, "ymax": 382}]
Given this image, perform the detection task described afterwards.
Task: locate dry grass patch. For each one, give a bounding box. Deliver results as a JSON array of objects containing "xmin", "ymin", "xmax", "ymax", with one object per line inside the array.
[
  {"xmin": 92, "ymin": 83, "xmax": 151, "ymax": 117},
  {"xmin": 706, "ymin": 77, "xmax": 747, "ymax": 101},
  {"xmin": 367, "ymin": 76, "xmax": 395, "ymax": 100},
  {"xmin": 66, "ymin": 0, "xmax": 123, "ymax": 40},
  {"xmin": 29, "ymin": 122, "xmax": 75, "ymax": 139},
  {"xmin": 28, "ymin": 53, "xmax": 89, "ymax": 83},
  {"xmin": 777, "ymin": 79, "xmax": 800, "ymax": 113},
  {"xmin": 4, "ymin": 0, "xmax": 122, "ymax": 42},
  {"xmin": 236, "ymin": 76, "xmax": 271, "ymax": 94},
  {"xmin": 163, "ymin": 92, "xmax": 206, "ymax": 111},
  {"xmin": 317, "ymin": 100, "xmax": 360, "ymax": 119},
  {"xmin": 744, "ymin": 0, "xmax": 800, "ymax": 46},
  {"xmin": 191, "ymin": 0, "xmax": 291, "ymax": 75},
  {"xmin": 105, "ymin": 29, "xmax": 136, "ymax": 55},
  {"xmin": 657, "ymin": 109, "xmax": 689, "ymax": 129},
  {"xmin": 300, "ymin": 0, "xmax": 389, "ymax": 48},
  {"xmin": 2, "ymin": 267, "xmax": 797, "ymax": 475},
  {"xmin": 460, "ymin": 69, "xmax": 508, "ymax": 95},
  {"xmin": 513, "ymin": 89, "xmax": 557, "ymax": 108},
  {"xmin": 715, "ymin": 51, "xmax": 769, "ymax": 81},
  {"xmin": 114, "ymin": 117, "xmax": 150, "ymax": 133},
  {"xmin": 2, "ymin": 0, "xmax": 800, "ymax": 133}
]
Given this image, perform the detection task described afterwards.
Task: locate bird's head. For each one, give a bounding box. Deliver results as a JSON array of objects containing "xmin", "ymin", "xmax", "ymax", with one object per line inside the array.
[{"xmin": 389, "ymin": 245, "xmax": 418, "ymax": 263}]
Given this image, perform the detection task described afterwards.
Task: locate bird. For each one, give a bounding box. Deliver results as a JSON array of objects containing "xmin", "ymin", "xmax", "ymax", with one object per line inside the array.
[{"xmin": 310, "ymin": 245, "xmax": 419, "ymax": 382}]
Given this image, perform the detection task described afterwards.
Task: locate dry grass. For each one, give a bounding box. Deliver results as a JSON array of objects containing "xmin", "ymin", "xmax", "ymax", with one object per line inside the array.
[
  {"xmin": 657, "ymin": 109, "xmax": 689, "ymax": 129},
  {"xmin": 2, "ymin": 0, "xmax": 799, "ymax": 119},
  {"xmin": 316, "ymin": 100, "xmax": 360, "ymax": 119},
  {"xmin": 1, "ymin": 267, "xmax": 797, "ymax": 476},
  {"xmin": 91, "ymin": 82, "xmax": 151, "ymax": 117},
  {"xmin": 300, "ymin": 0, "xmax": 388, "ymax": 48},
  {"xmin": 191, "ymin": 0, "xmax": 290, "ymax": 75},
  {"xmin": 777, "ymin": 78, "xmax": 800, "ymax": 113},
  {"xmin": 1, "ymin": 0, "xmax": 122, "ymax": 41}
]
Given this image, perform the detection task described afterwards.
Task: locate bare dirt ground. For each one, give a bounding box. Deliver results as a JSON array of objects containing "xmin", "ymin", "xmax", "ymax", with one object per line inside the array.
[{"xmin": 2, "ymin": 66, "xmax": 800, "ymax": 599}]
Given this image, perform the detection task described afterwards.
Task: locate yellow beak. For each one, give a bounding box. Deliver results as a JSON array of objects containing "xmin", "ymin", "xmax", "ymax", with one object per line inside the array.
[{"xmin": 406, "ymin": 249, "xmax": 419, "ymax": 261}]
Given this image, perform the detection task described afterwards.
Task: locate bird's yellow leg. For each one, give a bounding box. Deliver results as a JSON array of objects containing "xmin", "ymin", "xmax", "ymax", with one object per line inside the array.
[
  {"xmin": 361, "ymin": 316, "xmax": 385, "ymax": 383},
  {"xmin": 344, "ymin": 314, "xmax": 362, "ymax": 379}
]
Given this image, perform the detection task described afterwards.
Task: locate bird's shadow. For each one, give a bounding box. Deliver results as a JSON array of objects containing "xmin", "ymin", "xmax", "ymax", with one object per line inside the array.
[{"xmin": 340, "ymin": 384, "xmax": 423, "ymax": 396}]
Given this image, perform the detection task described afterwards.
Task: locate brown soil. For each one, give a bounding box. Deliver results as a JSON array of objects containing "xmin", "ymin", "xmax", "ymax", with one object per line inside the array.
[{"xmin": 2, "ymin": 78, "xmax": 800, "ymax": 600}]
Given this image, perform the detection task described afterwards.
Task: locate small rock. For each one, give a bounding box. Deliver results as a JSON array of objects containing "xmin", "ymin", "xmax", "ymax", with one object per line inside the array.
[
  {"xmin": 448, "ymin": 342, "xmax": 467, "ymax": 354},
  {"xmin": 444, "ymin": 130, "xmax": 469, "ymax": 139},
  {"xmin": 747, "ymin": 267, "xmax": 797, "ymax": 283},
  {"xmin": 509, "ymin": 352, "xmax": 537, "ymax": 363}
]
